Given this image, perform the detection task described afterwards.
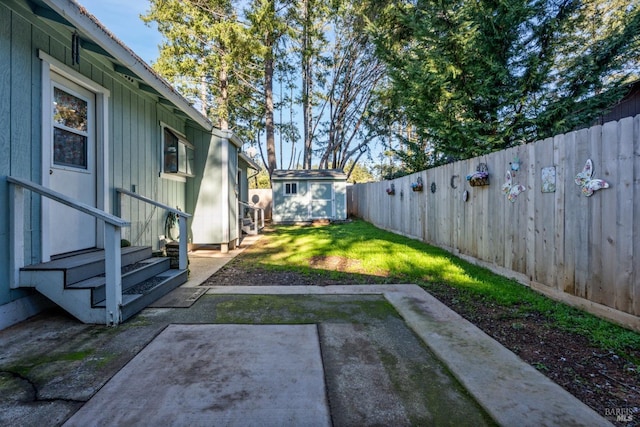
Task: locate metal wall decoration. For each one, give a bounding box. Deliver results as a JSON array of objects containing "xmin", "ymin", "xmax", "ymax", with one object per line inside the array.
[
  {"xmin": 467, "ymin": 163, "xmax": 489, "ymax": 186},
  {"xmin": 430, "ymin": 182, "xmax": 437, "ymax": 193},
  {"xmin": 541, "ymin": 167, "xmax": 556, "ymax": 193},
  {"xmin": 502, "ymin": 170, "xmax": 525, "ymax": 202},
  {"xmin": 411, "ymin": 176, "xmax": 424, "ymax": 192},
  {"xmin": 386, "ymin": 183, "xmax": 395, "ymax": 195},
  {"xmin": 450, "ymin": 175, "xmax": 459, "ymax": 189},
  {"xmin": 575, "ymin": 159, "xmax": 609, "ymax": 197},
  {"xmin": 510, "ymin": 156, "xmax": 521, "ymax": 172},
  {"xmin": 462, "ymin": 190, "xmax": 469, "ymax": 202}
]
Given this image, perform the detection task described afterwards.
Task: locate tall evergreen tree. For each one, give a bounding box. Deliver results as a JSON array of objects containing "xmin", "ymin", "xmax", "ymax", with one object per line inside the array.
[
  {"xmin": 247, "ymin": 0, "xmax": 286, "ymax": 176},
  {"xmin": 369, "ymin": 0, "xmax": 640, "ymax": 160},
  {"xmin": 294, "ymin": 0, "xmax": 330, "ymax": 169},
  {"xmin": 142, "ymin": 0, "xmax": 259, "ymax": 131}
]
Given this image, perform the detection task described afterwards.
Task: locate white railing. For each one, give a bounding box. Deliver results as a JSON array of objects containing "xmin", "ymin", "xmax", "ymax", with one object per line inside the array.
[
  {"xmin": 8, "ymin": 176, "xmax": 130, "ymax": 326},
  {"xmin": 116, "ymin": 188, "xmax": 191, "ymax": 270},
  {"xmin": 238, "ymin": 201, "xmax": 264, "ymax": 235}
]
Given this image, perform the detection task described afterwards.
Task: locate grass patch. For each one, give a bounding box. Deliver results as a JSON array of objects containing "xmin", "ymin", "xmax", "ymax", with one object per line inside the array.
[{"xmin": 248, "ymin": 220, "xmax": 640, "ymax": 359}]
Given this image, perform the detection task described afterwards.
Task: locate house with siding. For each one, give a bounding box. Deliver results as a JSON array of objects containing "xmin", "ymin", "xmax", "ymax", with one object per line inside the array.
[
  {"xmin": 1, "ymin": 0, "xmax": 257, "ymax": 329},
  {"xmin": 596, "ymin": 80, "xmax": 640, "ymax": 124}
]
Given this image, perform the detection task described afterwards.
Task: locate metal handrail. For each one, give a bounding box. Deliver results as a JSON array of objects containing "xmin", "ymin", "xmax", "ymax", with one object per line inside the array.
[
  {"xmin": 8, "ymin": 177, "xmax": 129, "ymax": 226},
  {"xmin": 116, "ymin": 188, "xmax": 190, "ymax": 271},
  {"xmin": 8, "ymin": 176, "xmax": 129, "ymax": 326},
  {"xmin": 238, "ymin": 200, "xmax": 264, "ymax": 232},
  {"xmin": 116, "ymin": 188, "xmax": 191, "ymax": 219}
]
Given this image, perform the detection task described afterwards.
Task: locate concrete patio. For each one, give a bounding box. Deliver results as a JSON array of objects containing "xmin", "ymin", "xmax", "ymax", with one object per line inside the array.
[{"xmin": 0, "ymin": 237, "xmax": 612, "ymax": 426}]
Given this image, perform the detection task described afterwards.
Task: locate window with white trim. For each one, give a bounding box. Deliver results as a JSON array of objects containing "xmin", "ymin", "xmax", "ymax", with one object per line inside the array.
[
  {"xmin": 284, "ymin": 182, "xmax": 298, "ymax": 195},
  {"xmin": 161, "ymin": 124, "xmax": 194, "ymax": 178}
]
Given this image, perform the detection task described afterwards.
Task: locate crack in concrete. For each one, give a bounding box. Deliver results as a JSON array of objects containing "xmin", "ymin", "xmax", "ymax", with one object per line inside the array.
[{"xmin": 0, "ymin": 370, "xmax": 86, "ymax": 404}]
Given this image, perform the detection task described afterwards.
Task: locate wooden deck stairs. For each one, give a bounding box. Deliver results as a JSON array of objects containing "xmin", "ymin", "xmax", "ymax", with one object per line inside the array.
[
  {"xmin": 241, "ymin": 217, "xmax": 260, "ymax": 235},
  {"xmin": 239, "ymin": 203, "xmax": 265, "ymax": 236},
  {"xmin": 19, "ymin": 247, "xmax": 187, "ymax": 324}
]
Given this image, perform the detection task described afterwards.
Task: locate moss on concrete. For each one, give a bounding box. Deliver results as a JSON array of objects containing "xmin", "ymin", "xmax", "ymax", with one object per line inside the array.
[
  {"xmin": 6, "ymin": 350, "xmax": 95, "ymax": 377},
  {"xmin": 212, "ymin": 294, "xmax": 400, "ymax": 324}
]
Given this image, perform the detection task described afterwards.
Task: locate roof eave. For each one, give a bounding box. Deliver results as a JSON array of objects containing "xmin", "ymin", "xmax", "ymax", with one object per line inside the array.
[
  {"xmin": 239, "ymin": 152, "xmax": 260, "ymax": 171},
  {"xmin": 43, "ymin": 0, "xmax": 213, "ymax": 131}
]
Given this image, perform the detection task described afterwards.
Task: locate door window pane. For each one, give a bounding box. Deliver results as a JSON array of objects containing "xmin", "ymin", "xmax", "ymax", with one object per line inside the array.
[
  {"xmin": 53, "ymin": 87, "xmax": 87, "ymax": 131},
  {"xmin": 53, "ymin": 128, "xmax": 87, "ymax": 168}
]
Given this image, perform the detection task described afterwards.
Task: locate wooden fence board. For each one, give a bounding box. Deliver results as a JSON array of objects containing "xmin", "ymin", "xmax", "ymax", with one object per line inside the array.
[
  {"xmin": 634, "ymin": 115, "xmax": 640, "ymax": 315},
  {"xmin": 525, "ymin": 142, "xmax": 536, "ymax": 282},
  {"xmin": 615, "ymin": 118, "xmax": 634, "ymax": 313},
  {"xmin": 437, "ymin": 165, "xmax": 450, "ymax": 247},
  {"xmin": 538, "ymin": 139, "xmax": 556, "ymax": 287},
  {"xmin": 512, "ymin": 145, "xmax": 528, "ymax": 275},
  {"xmin": 453, "ymin": 162, "xmax": 465, "ymax": 252},
  {"xmin": 480, "ymin": 156, "xmax": 491, "ymax": 261},
  {"xmin": 599, "ymin": 121, "xmax": 617, "ymax": 309},
  {"xmin": 351, "ymin": 114, "xmax": 640, "ymax": 322},
  {"xmin": 554, "ymin": 132, "xmax": 568, "ymax": 292},
  {"xmin": 490, "ymin": 150, "xmax": 505, "ymax": 266},
  {"xmin": 573, "ymin": 128, "xmax": 593, "ymax": 299}
]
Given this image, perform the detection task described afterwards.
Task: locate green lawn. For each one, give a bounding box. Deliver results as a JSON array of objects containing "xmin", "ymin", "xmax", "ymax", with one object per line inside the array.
[{"xmin": 240, "ymin": 220, "xmax": 640, "ymax": 360}]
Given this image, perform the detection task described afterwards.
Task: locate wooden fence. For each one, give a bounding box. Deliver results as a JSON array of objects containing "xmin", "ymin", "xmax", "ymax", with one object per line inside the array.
[{"xmin": 350, "ymin": 115, "xmax": 640, "ymax": 330}]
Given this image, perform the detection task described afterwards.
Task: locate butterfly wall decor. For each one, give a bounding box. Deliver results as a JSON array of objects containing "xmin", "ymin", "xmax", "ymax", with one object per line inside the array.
[
  {"xmin": 502, "ymin": 170, "xmax": 525, "ymax": 202},
  {"xmin": 574, "ymin": 159, "xmax": 609, "ymax": 197}
]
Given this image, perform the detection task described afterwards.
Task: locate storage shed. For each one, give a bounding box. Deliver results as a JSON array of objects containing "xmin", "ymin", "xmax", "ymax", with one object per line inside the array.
[{"xmin": 272, "ymin": 170, "xmax": 347, "ymax": 223}]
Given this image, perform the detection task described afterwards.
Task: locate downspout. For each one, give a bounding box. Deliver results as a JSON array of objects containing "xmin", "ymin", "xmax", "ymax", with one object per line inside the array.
[{"xmin": 248, "ymin": 170, "xmax": 260, "ymax": 181}]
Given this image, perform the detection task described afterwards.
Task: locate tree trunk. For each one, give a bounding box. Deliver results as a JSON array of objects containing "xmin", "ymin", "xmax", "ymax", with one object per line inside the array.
[
  {"xmin": 219, "ymin": 60, "xmax": 229, "ymax": 131},
  {"xmin": 302, "ymin": 0, "xmax": 313, "ymax": 169},
  {"xmin": 265, "ymin": 44, "xmax": 277, "ymax": 176}
]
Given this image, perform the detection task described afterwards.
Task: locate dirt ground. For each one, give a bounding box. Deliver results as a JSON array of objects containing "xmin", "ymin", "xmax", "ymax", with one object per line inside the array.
[{"xmin": 203, "ymin": 238, "xmax": 639, "ymax": 426}]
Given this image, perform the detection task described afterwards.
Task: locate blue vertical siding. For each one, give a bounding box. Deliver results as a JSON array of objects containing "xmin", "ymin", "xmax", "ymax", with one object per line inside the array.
[
  {"xmin": 0, "ymin": 4, "xmax": 13, "ymax": 304},
  {"xmin": 0, "ymin": 0, "xmax": 203, "ymax": 310}
]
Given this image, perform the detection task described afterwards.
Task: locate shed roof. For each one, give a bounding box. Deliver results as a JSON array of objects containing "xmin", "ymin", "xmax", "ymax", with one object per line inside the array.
[{"xmin": 272, "ymin": 169, "xmax": 347, "ymax": 180}]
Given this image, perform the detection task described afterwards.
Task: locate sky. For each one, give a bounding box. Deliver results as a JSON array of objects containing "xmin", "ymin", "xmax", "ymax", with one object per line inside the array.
[
  {"xmin": 77, "ymin": 0, "xmax": 162, "ymax": 65},
  {"xmin": 74, "ymin": 0, "xmax": 382, "ymax": 171}
]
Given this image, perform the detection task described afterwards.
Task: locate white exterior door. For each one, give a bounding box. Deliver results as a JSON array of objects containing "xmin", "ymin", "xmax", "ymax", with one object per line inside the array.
[
  {"xmin": 310, "ymin": 182, "xmax": 334, "ymax": 219},
  {"xmin": 46, "ymin": 73, "xmax": 97, "ymax": 256}
]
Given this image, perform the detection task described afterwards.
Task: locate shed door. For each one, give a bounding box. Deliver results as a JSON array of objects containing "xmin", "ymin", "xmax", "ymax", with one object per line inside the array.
[
  {"xmin": 47, "ymin": 73, "xmax": 97, "ymax": 256},
  {"xmin": 310, "ymin": 182, "xmax": 334, "ymax": 219}
]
